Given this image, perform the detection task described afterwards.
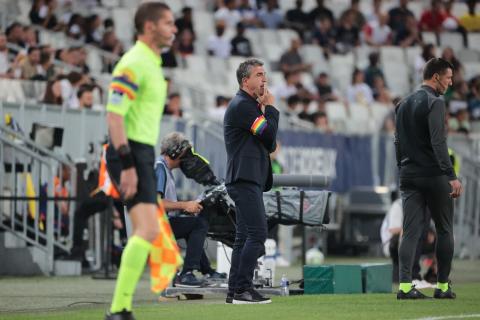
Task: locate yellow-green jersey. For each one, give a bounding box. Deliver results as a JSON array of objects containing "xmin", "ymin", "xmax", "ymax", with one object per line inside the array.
[{"xmin": 106, "ymin": 40, "xmax": 167, "ymax": 146}]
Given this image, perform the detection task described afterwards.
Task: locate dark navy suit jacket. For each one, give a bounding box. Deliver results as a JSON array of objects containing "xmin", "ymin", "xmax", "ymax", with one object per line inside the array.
[{"xmin": 223, "ymin": 89, "xmax": 280, "ymax": 191}]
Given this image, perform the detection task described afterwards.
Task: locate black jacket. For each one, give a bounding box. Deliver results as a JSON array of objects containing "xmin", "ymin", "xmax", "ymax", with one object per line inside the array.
[
  {"xmin": 223, "ymin": 89, "xmax": 280, "ymax": 191},
  {"xmin": 395, "ymin": 85, "xmax": 456, "ymax": 180}
]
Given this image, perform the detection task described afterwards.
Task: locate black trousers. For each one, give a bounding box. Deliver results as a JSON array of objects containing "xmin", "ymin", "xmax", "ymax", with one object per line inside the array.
[
  {"xmin": 169, "ymin": 213, "xmax": 214, "ymax": 274},
  {"xmin": 399, "ymin": 175, "xmax": 454, "ymax": 283},
  {"xmin": 226, "ymin": 181, "xmax": 268, "ymax": 292}
]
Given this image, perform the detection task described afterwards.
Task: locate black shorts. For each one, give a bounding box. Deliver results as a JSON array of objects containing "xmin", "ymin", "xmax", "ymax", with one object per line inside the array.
[{"xmin": 106, "ymin": 140, "xmax": 157, "ymax": 210}]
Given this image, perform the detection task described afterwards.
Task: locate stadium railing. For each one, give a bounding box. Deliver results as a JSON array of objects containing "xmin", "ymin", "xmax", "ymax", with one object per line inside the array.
[{"xmin": 0, "ymin": 124, "xmax": 77, "ymax": 274}]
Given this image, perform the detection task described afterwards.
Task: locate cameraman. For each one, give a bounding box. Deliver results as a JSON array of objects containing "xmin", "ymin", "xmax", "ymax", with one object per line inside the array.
[{"xmin": 155, "ymin": 132, "xmax": 226, "ymax": 287}]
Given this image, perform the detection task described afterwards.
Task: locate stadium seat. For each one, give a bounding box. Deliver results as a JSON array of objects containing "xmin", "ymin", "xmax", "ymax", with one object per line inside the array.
[
  {"xmin": 326, "ymin": 101, "xmax": 348, "ymax": 132},
  {"xmin": 208, "ymin": 56, "xmax": 229, "ymax": 86},
  {"xmin": 380, "ymin": 46, "xmax": 405, "ymax": 65},
  {"xmin": 347, "ymin": 103, "xmax": 372, "ymax": 134},
  {"xmin": 468, "ymin": 33, "xmax": 480, "ymax": 52},
  {"xmin": 354, "ymin": 46, "xmax": 376, "ymax": 70},
  {"xmin": 463, "ymin": 62, "xmax": 480, "ymax": 81},
  {"xmin": 439, "ymin": 32, "xmax": 464, "ymax": 52},
  {"xmin": 278, "ymin": 29, "xmax": 300, "ymax": 51},
  {"xmin": 113, "ymin": 8, "xmax": 133, "ymax": 47},
  {"xmin": 328, "ymin": 53, "xmax": 354, "ymax": 95},
  {"xmin": 300, "ymin": 45, "xmax": 328, "ymax": 75},
  {"xmin": 86, "ymin": 50, "xmax": 103, "ymax": 74},
  {"xmin": 422, "ymin": 32, "xmax": 438, "ymax": 46},
  {"xmin": 457, "ymin": 49, "xmax": 480, "ymax": 63},
  {"xmin": 370, "ymin": 102, "xmax": 391, "ymax": 130},
  {"xmin": 193, "ymin": 11, "xmax": 215, "ymax": 37},
  {"xmin": 244, "ymin": 29, "xmax": 262, "ymax": 56}
]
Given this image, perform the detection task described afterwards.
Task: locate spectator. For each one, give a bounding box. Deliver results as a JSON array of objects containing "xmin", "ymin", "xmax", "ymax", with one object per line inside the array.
[
  {"xmin": 279, "ymin": 38, "xmax": 311, "ymax": 74},
  {"xmin": 414, "ymin": 43, "xmax": 436, "ymax": 85},
  {"xmin": 237, "ymin": 0, "xmax": 260, "ymax": 28},
  {"xmin": 230, "ymin": 22, "xmax": 252, "ymax": 57},
  {"xmin": 442, "ymin": 0, "xmax": 468, "ymax": 47},
  {"xmin": 363, "ymin": 13, "xmax": 392, "ymax": 47},
  {"xmin": 459, "ymin": 0, "xmax": 480, "ymax": 32},
  {"xmin": 61, "ymin": 71, "xmax": 89, "ymax": 109},
  {"xmin": 347, "ymin": 68, "xmax": 374, "ymax": 105},
  {"xmin": 468, "ymin": 80, "xmax": 480, "ymax": 120},
  {"xmin": 177, "ymin": 29, "xmax": 195, "ymax": 57},
  {"xmin": 0, "ymin": 33, "xmax": 9, "ymax": 77},
  {"xmin": 312, "ymin": 111, "xmax": 332, "ymax": 133},
  {"xmin": 312, "ymin": 16, "xmax": 336, "ymax": 57},
  {"xmin": 448, "ymin": 109, "xmax": 470, "ymax": 135},
  {"xmin": 388, "ymin": 0, "xmax": 415, "ymax": 38},
  {"xmin": 285, "ymin": 0, "xmax": 309, "ymax": 40},
  {"xmin": 35, "ymin": 50, "xmax": 55, "ymax": 81},
  {"xmin": 339, "ymin": 0, "xmax": 366, "ymax": 29},
  {"xmin": 43, "ymin": 78, "xmax": 63, "ymax": 105},
  {"xmin": 103, "ymin": 18, "xmax": 115, "ymax": 32},
  {"xmin": 29, "ymin": 0, "xmax": 59, "ymax": 30},
  {"xmin": 314, "ymin": 72, "xmax": 339, "ymax": 102},
  {"xmin": 372, "ymin": 75, "xmax": 392, "ymax": 104},
  {"xmin": 176, "ymin": 7, "xmax": 195, "ymax": 38},
  {"xmin": 207, "ymin": 21, "xmax": 231, "ymax": 58},
  {"xmin": 366, "ymin": 0, "xmax": 383, "ymax": 23},
  {"xmin": 286, "ymin": 94, "xmax": 302, "ymax": 114},
  {"xmin": 100, "ymin": 30, "xmax": 123, "ymax": 72},
  {"xmin": 22, "ymin": 26, "xmax": 38, "ymax": 49},
  {"xmin": 161, "ymin": 47, "xmax": 178, "ymax": 68},
  {"xmin": 66, "ymin": 14, "xmax": 84, "ymax": 40},
  {"xmin": 297, "ymin": 97, "xmax": 313, "ymax": 121},
  {"xmin": 77, "ymin": 85, "xmax": 94, "ymax": 109},
  {"xmin": 208, "ymin": 95, "xmax": 229, "ymax": 122},
  {"xmin": 164, "ymin": 92, "xmax": 183, "ymax": 118},
  {"xmin": 75, "ymin": 47, "xmax": 90, "ymax": 74},
  {"xmin": 21, "ymin": 46, "xmax": 42, "ymax": 80},
  {"xmin": 84, "ymin": 14, "xmax": 103, "ymax": 45},
  {"xmin": 273, "ymin": 70, "xmax": 301, "ymax": 100},
  {"xmin": 441, "ymin": 47, "xmax": 463, "ymax": 82},
  {"xmin": 364, "ymin": 52, "xmax": 385, "ymax": 89},
  {"xmin": 6, "ymin": 22, "xmax": 25, "ymax": 50},
  {"xmin": 419, "ymin": 0, "xmax": 446, "ymax": 33},
  {"xmin": 336, "ymin": 11, "xmax": 360, "ymax": 53},
  {"xmin": 309, "ymin": 0, "xmax": 335, "ymax": 27},
  {"xmin": 258, "ymin": 0, "xmax": 284, "ymax": 29},
  {"xmin": 215, "ymin": 0, "xmax": 241, "ymax": 29},
  {"xmin": 394, "ymin": 14, "xmax": 422, "ymax": 47}
]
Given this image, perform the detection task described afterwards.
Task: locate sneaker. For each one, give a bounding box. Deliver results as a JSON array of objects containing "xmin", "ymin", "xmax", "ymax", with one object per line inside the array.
[
  {"xmin": 226, "ymin": 291, "xmax": 234, "ymax": 304},
  {"xmin": 397, "ymin": 286, "xmax": 431, "ymax": 300},
  {"xmin": 105, "ymin": 309, "xmax": 135, "ymax": 320},
  {"xmin": 206, "ymin": 271, "xmax": 227, "ymax": 280},
  {"xmin": 434, "ymin": 283, "xmax": 456, "ymax": 299},
  {"xmin": 175, "ymin": 271, "xmax": 204, "ymax": 288},
  {"xmin": 233, "ymin": 288, "xmax": 272, "ymax": 304}
]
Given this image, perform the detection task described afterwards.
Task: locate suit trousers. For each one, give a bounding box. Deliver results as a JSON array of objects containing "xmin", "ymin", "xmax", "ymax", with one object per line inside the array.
[
  {"xmin": 398, "ymin": 175, "xmax": 454, "ymax": 283},
  {"xmin": 226, "ymin": 181, "xmax": 268, "ymax": 292}
]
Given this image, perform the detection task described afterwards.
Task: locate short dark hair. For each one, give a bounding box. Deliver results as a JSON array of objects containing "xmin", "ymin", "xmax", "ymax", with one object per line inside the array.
[
  {"xmin": 77, "ymin": 84, "xmax": 93, "ymax": 99},
  {"xmin": 134, "ymin": 2, "xmax": 170, "ymax": 35},
  {"xmin": 423, "ymin": 58, "xmax": 454, "ymax": 80},
  {"xmin": 27, "ymin": 46, "xmax": 40, "ymax": 55},
  {"xmin": 236, "ymin": 58, "xmax": 264, "ymax": 86}
]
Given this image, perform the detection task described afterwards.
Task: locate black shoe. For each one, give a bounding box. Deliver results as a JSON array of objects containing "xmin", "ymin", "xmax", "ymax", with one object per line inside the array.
[
  {"xmin": 175, "ymin": 271, "xmax": 204, "ymax": 288},
  {"xmin": 226, "ymin": 291, "xmax": 234, "ymax": 304},
  {"xmin": 434, "ymin": 284, "xmax": 456, "ymax": 299},
  {"xmin": 233, "ymin": 288, "xmax": 271, "ymax": 304},
  {"xmin": 105, "ymin": 309, "xmax": 135, "ymax": 320},
  {"xmin": 206, "ymin": 271, "xmax": 227, "ymax": 280},
  {"xmin": 397, "ymin": 287, "xmax": 431, "ymax": 300}
]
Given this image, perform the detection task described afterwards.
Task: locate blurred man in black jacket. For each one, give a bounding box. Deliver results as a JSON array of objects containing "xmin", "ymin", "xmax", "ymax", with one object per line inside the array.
[{"xmin": 395, "ymin": 58, "xmax": 463, "ymax": 300}]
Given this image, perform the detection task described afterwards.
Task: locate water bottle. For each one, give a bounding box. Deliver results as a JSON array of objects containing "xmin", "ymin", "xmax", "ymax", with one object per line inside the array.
[{"xmin": 280, "ymin": 274, "xmax": 289, "ymax": 296}]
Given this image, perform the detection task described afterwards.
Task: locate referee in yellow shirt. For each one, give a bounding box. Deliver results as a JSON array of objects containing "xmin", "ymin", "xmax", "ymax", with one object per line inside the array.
[{"xmin": 104, "ymin": 3, "xmax": 176, "ymax": 319}]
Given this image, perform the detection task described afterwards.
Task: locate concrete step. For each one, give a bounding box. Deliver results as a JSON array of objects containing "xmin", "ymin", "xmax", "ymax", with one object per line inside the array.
[{"xmin": 0, "ymin": 230, "xmax": 27, "ymax": 249}]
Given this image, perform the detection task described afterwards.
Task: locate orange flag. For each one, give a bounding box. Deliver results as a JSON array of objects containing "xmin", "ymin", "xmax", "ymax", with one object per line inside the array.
[{"xmin": 149, "ymin": 199, "xmax": 183, "ymax": 294}]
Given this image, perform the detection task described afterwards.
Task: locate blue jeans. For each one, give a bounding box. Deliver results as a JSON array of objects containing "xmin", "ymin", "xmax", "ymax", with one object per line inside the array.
[{"xmin": 227, "ymin": 181, "xmax": 267, "ymax": 292}]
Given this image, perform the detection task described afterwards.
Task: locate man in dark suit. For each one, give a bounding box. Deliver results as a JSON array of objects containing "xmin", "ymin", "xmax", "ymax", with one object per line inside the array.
[{"xmin": 223, "ymin": 58, "xmax": 280, "ymax": 304}]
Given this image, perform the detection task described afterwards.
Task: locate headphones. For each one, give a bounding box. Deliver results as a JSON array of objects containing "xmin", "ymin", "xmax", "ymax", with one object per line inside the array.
[{"xmin": 166, "ymin": 139, "xmax": 192, "ymax": 160}]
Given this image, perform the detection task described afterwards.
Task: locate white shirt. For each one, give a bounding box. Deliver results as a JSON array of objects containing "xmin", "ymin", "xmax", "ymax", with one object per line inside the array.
[
  {"xmin": 0, "ymin": 51, "xmax": 9, "ymax": 74},
  {"xmin": 208, "ymin": 106, "xmax": 227, "ymax": 122},
  {"xmin": 207, "ymin": 35, "xmax": 231, "ymax": 59},
  {"xmin": 214, "ymin": 8, "xmax": 242, "ymax": 28},
  {"xmin": 380, "ymin": 199, "xmax": 403, "ymax": 257},
  {"xmin": 364, "ymin": 21, "xmax": 392, "ymax": 45},
  {"xmin": 347, "ymin": 83, "xmax": 374, "ymax": 105}
]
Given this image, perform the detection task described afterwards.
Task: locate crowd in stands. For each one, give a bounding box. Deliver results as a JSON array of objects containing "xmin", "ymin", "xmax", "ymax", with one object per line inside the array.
[{"xmin": 1, "ymin": 0, "xmax": 480, "ymax": 135}]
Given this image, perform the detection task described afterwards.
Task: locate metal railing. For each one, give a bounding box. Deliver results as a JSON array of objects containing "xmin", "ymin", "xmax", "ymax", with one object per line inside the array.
[
  {"xmin": 0, "ymin": 124, "xmax": 76, "ymax": 274},
  {"xmin": 454, "ymin": 155, "xmax": 480, "ymax": 259}
]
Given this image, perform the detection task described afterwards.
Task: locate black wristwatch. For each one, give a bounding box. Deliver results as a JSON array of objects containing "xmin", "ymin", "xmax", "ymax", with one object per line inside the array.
[{"xmin": 117, "ymin": 144, "xmax": 134, "ymax": 169}]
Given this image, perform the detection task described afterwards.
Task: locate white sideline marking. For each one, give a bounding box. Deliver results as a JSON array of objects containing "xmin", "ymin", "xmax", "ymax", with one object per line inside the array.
[{"xmin": 411, "ymin": 314, "xmax": 480, "ymax": 320}]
